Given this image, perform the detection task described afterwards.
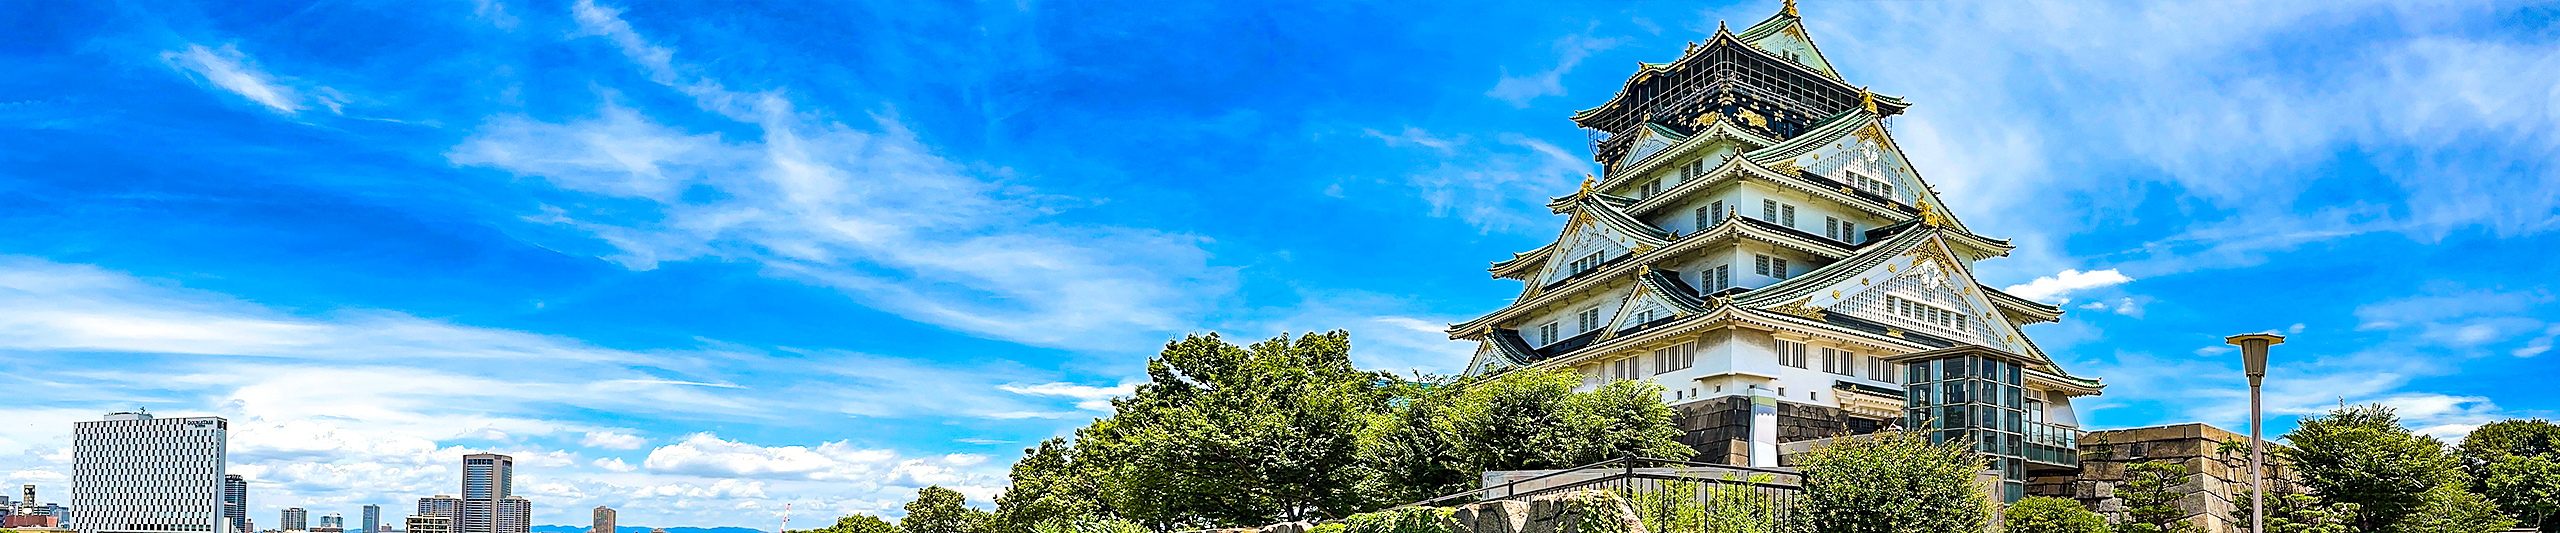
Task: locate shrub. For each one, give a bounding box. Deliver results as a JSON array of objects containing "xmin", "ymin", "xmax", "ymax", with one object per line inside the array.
[
  {"xmin": 1795, "ymin": 431, "xmax": 1990, "ymax": 533},
  {"xmin": 1553, "ymin": 491, "xmax": 1639, "ymax": 533},
  {"xmin": 2004, "ymin": 497, "xmax": 2104, "ymax": 533},
  {"xmin": 1341, "ymin": 507, "xmax": 1456, "ymax": 533},
  {"xmin": 1699, "ymin": 475, "xmax": 1783, "ymax": 533},
  {"xmin": 1618, "ymin": 479, "xmax": 1706, "ymax": 533},
  {"xmin": 1029, "ymin": 518, "xmax": 1147, "ymax": 533},
  {"xmin": 2116, "ymin": 461, "xmax": 2202, "ymax": 533}
]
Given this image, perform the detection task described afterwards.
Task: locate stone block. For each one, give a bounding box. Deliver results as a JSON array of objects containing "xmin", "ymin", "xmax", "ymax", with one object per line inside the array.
[{"xmin": 1452, "ymin": 501, "xmax": 1530, "ymax": 533}]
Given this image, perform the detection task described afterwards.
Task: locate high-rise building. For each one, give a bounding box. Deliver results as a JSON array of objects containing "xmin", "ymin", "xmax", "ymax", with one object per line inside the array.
[
  {"xmin": 70, "ymin": 412, "xmax": 229, "ymax": 533},
  {"xmin": 223, "ymin": 476, "xmax": 248, "ymax": 533},
  {"xmin": 362, "ymin": 505, "xmax": 381, "ymax": 533},
  {"xmin": 414, "ymin": 496, "xmax": 459, "ymax": 526},
  {"xmin": 1445, "ymin": 0, "xmax": 2103, "ymax": 503},
  {"xmin": 457, "ymin": 454, "xmax": 512, "ymax": 533},
  {"xmin": 318, "ymin": 514, "xmax": 342, "ymax": 530},
  {"xmin": 589, "ymin": 507, "xmax": 615, "ymax": 533},
  {"xmin": 280, "ymin": 508, "xmax": 308, "ymax": 531},
  {"xmin": 491, "ymin": 498, "xmax": 527, "ymax": 533},
  {"xmin": 404, "ymin": 516, "xmax": 450, "ymax": 533}
]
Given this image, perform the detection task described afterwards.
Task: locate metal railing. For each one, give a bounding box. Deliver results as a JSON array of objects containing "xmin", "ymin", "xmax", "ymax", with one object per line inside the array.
[{"xmin": 1396, "ymin": 456, "xmax": 1807, "ymax": 527}]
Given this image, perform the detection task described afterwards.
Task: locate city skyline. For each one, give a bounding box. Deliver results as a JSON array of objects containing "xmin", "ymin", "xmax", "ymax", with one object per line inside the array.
[{"xmin": 7, "ymin": 0, "xmax": 2559, "ymax": 529}]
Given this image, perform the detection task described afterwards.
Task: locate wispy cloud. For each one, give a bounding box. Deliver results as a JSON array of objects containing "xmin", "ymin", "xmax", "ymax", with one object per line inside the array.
[
  {"xmin": 158, "ymin": 44, "xmax": 339, "ymax": 115},
  {"xmin": 1488, "ymin": 33, "xmax": 1622, "ymax": 107},
  {"xmin": 1369, "ymin": 129, "xmax": 1591, "ymax": 234},
  {"xmin": 452, "ymin": 2, "xmax": 1239, "ymax": 351}
]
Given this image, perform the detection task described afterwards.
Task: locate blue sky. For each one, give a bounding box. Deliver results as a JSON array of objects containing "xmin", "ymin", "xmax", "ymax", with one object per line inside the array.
[{"xmin": 4, "ymin": 0, "xmax": 2559, "ymax": 528}]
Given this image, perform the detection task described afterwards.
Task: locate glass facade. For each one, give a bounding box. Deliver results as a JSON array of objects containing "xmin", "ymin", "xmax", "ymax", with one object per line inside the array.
[{"xmin": 1904, "ymin": 354, "xmax": 2029, "ymax": 502}]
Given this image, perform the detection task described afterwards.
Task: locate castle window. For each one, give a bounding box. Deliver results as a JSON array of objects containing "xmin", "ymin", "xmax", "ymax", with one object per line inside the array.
[
  {"xmin": 1712, "ymin": 200, "xmax": 1725, "ymax": 221},
  {"xmin": 1653, "ymin": 341, "xmax": 1694, "ymax": 374},
  {"xmin": 1777, "ymin": 340, "xmax": 1808, "ymax": 368},
  {"xmin": 1888, "ymin": 295, "xmax": 1966, "ymax": 331},
  {"xmin": 1763, "ymin": 199, "xmax": 1778, "ymax": 221},
  {"xmin": 1826, "ymin": 217, "xmax": 1840, "ymax": 240},
  {"xmin": 1843, "ymin": 221, "xmax": 1858, "ymax": 242},
  {"xmin": 1694, "ymin": 206, "xmax": 1712, "ymax": 231},
  {"xmin": 1538, "ymin": 322, "xmax": 1558, "ymax": 345},
  {"xmin": 1569, "ymin": 252, "xmax": 1604, "ymax": 275},
  {"xmin": 1782, "ymin": 204, "xmax": 1796, "ymax": 227},
  {"xmin": 1578, "ymin": 307, "xmax": 1602, "ymax": 332}
]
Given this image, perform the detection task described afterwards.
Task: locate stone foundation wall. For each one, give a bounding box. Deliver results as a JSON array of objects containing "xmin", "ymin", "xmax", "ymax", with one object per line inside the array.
[
  {"xmin": 2034, "ymin": 423, "xmax": 2298, "ymax": 533},
  {"xmin": 1670, "ymin": 397, "xmax": 1889, "ymax": 466}
]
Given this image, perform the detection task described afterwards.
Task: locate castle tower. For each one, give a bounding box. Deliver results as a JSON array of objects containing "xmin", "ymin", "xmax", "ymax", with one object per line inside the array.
[{"xmin": 1449, "ymin": 1, "xmax": 2103, "ymax": 501}]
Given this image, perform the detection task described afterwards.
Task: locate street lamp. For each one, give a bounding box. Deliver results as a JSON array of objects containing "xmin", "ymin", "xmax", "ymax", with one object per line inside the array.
[{"xmin": 2226, "ymin": 333, "xmax": 2285, "ymax": 533}]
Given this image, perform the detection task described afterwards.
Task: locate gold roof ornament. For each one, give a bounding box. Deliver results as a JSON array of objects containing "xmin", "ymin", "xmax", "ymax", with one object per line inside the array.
[
  {"xmin": 1859, "ymin": 87, "xmax": 1879, "ymax": 115},
  {"xmin": 1579, "ymin": 174, "xmax": 1596, "ymax": 196},
  {"xmin": 1782, "ymin": 0, "xmax": 1799, "ymax": 17},
  {"xmin": 1917, "ymin": 200, "xmax": 1945, "ymax": 227}
]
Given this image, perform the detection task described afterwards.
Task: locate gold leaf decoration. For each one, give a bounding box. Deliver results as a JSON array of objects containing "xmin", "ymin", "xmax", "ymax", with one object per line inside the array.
[
  {"xmin": 1765, "ymin": 159, "xmax": 1800, "ymax": 174},
  {"xmin": 1854, "ymin": 123, "xmax": 1889, "ymax": 148},
  {"xmin": 1770, "ymin": 297, "xmax": 1824, "ymax": 320},
  {"xmin": 1739, "ymin": 108, "xmax": 1768, "ymax": 128},
  {"xmin": 1901, "ymin": 240, "xmax": 1962, "ymax": 275}
]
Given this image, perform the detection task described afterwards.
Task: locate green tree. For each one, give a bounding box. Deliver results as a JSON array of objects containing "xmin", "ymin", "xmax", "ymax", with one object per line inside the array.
[
  {"xmin": 789, "ymin": 515, "xmax": 902, "ymax": 533},
  {"xmin": 2230, "ymin": 489, "xmax": 2358, "ymax": 533},
  {"xmin": 904, "ymin": 486, "xmax": 994, "ymax": 533},
  {"xmin": 2391, "ymin": 483, "xmax": 2516, "ymax": 533},
  {"xmin": 2116, "ymin": 461, "xmax": 2202, "ymax": 533},
  {"xmin": 1353, "ymin": 375, "xmax": 1472, "ymax": 505},
  {"xmin": 2481, "ymin": 457, "xmax": 2560, "ymax": 533},
  {"xmin": 2463, "ymin": 419, "xmax": 2560, "ymax": 532},
  {"xmin": 1076, "ymin": 332, "xmax": 1390, "ymax": 528},
  {"xmin": 2282, "ymin": 404, "xmax": 2465, "ymax": 532},
  {"xmin": 1794, "ymin": 431, "xmax": 1989, "ymax": 533},
  {"xmin": 991, "ymin": 439, "xmax": 1104, "ymax": 533},
  {"xmin": 1358, "ymin": 369, "xmax": 1692, "ymax": 504},
  {"xmin": 2004, "ymin": 496, "xmax": 2106, "ymax": 533}
]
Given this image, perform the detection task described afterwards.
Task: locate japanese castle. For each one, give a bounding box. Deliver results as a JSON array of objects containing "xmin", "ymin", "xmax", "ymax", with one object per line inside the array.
[{"xmin": 1449, "ymin": 0, "xmax": 2103, "ymax": 501}]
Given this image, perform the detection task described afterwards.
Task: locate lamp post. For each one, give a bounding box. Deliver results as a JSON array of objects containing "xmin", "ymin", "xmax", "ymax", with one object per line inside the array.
[{"xmin": 2226, "ymin": 333, "xmax": 2284, "ymax": 533}]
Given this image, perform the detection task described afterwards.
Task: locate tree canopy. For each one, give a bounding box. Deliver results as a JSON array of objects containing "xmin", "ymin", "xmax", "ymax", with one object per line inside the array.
[{"xmin": 989, "ymin": 331, "xmax": 1694, "ymax": 531}]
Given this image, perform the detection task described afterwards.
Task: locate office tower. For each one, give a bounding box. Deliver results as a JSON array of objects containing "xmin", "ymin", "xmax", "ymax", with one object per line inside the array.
[
  {"xmin": 319, "ymin": 514, "xmax": 343, "ymax": 530},
  {"xmin": 415, "ymin": 496, "xmax": 460, "ymax": 526},
  {"xmin": 281, "ymin": 508, "xmax": 308, "ymax": 531},
  {"xmin": 362, "ymin": 505, "xmax": 380, "ymax": 533},
  {"xmin": 223, "ymin": 476, "xmax": 248, "ymax": 533},
  {"xmin": 491, "ymin": 498, "xmax": 527, "ymax": 533},
  {"xmin": 589, "ymin": 507, "xmax": 614, "ymax": 533},
  {"xmin": 404, "ymin": 516, "xmax": 450, "ymax": 533},
  {"xmin": 69, "ymin": 412, "xmax": 229, "ymax": 533},
  {"xmin": 457, "ymin": 454, "xmax": 511, "ymax": 533}
]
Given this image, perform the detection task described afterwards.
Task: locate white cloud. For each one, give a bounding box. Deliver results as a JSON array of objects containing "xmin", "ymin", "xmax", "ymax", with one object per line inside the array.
[
  {"xmin": 593, "ymin": 457, "xmax": 638, "ymax": 472},
  {"xmin": 0, "ymin": 256, "xmax": 1081, "ymax": 525},
  {"xmin": 997, "ymin": 383, "xmax": 1133, "ymax": 412},
  {"xmin": 2372, "ymin": 393, "xmax": 2509, "ymax": 441},
  {"xmin": 2075, "ymin": 297, "xmax": 2146, "ymax": 319},
  {"xmin": 2518, "ymin": 325, "xmax": 2560, "ymax": 358},
  {"xmin": 2002, "ymin": 269, "xmax": 2132, "ymax": 303},
  {"xmin": 1371, "ymin": 131, "xmax": 1592, "ymax": 234},
  {"xmin": 158, "ymin": 44, "xmax": 341, "ymax": 116},
  {"xmin": 1488, "ymin": 33, "xmax": 1622, "ymax": 107},
  {"xmin": 582, "ymin": 431, "xmax": 649, "ymax": 450},
  {"xmin": 454, "ymin": 3, "xmax": 1236, "ymax": 352}
]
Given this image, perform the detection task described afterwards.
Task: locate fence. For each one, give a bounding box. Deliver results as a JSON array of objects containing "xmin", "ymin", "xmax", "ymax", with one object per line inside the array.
[{"xmin": 1397, "ymin": 457, "xmax": 1808, "ymax": 531}]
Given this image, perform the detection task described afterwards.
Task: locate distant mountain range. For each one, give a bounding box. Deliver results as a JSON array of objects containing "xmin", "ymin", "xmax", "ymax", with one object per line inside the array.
[{"xmin": 533, "ymin": 526, "xmax": 767, "ymax": 533}]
